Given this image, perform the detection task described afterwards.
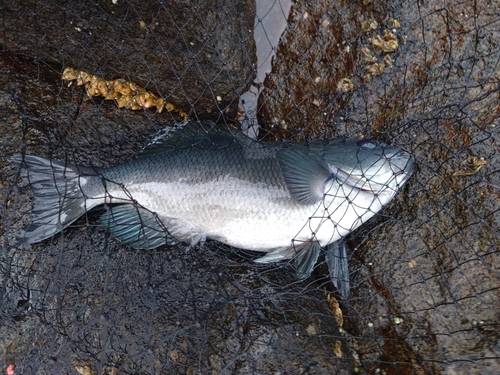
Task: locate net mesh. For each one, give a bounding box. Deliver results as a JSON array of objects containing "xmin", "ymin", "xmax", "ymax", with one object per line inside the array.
[{"xmin": 1, "ymin": 0, "xmax": 499, "ymax": 374}]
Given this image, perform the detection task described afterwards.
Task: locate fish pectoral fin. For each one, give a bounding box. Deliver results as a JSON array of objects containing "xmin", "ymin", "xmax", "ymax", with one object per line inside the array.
[
  {"xmin": 294, "ymin": 241, "xmax": 321, "ymax": 279},
  {"xmin": 277, "ymin": 149, "xmax": 331, "ymax": 205},
  {"xmin": 100, "ymin": 204, "xmax": 169, "ymax": 250},
  {"xmin": 325, "ymin": 240, "xmax": 350, "ymax": 298}
]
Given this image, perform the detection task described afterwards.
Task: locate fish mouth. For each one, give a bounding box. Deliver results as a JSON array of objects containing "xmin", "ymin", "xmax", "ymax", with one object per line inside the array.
[
  {"xmin": 390, "ymin": 150, "xmax": 415, "ymax": 184},
  {"xmin": 329, "ymin": 150, "xmax": 415, "ymax": 194}
]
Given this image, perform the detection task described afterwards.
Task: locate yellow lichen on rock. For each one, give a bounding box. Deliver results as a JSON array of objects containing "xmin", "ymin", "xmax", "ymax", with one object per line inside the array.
[
  {"xmin": 361, "ymin": 18, "xmax": 378, "ymax": 32},
  {"xmin": 388, "ymin": 18, "xmax": 401, "ymax": 28},
  {"xmin": 384, "ymin": 54, "xmax": 394, "ymax": 70},
  {"xmin": 337, "ymin": 77, "xmax": 354, "ymax": 93},
  {"xmin": 62, "ymin": 67, "xmax": 188, "ymax": 118},
  {"xmin": 452, "ymin": 156, "xmax": 487, "ymax": 176},
  {"xmin": 366, "ymin": 62, "xmax": 385, "ymax": 76},
  {"xmin": 360, "ymin": 47, "xmax": 378, "ymax": 63},
  {"xmin": 370, "ymin": 31, "xmax": 398, "ymax": 53},
  {"xmin": 359, "ymin": 17, "xmax": 401, "ymax": 83},
  {"xmin": 325, "ymin": 289, "xmax": 344, "ymax": 327}
]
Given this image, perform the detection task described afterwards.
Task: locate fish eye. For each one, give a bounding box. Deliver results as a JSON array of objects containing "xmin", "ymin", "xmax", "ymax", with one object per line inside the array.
[{"xmin": 358, "ymin": 139, "xmax": 377, "ymax": 149}]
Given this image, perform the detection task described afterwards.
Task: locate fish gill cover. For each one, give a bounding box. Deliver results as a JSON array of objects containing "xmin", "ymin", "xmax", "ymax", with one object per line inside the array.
[{"xmin": 0, "ymin": 1, "xmax": 499, "ymax": 374}]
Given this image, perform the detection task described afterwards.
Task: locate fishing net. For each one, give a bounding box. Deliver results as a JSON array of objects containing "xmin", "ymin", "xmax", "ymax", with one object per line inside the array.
[{"xmin": 1, "ymin": 0, "xmax": 499, "ymax": 374}]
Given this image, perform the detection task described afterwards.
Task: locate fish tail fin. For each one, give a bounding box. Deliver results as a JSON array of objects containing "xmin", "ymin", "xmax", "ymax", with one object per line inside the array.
[
  {"xmin": 325, "ymin": 240, "xmax": 350, "ymax": 298},
  {"xmin": 11, "ymin": 155, "xmax": 98, "ymax": 244}
]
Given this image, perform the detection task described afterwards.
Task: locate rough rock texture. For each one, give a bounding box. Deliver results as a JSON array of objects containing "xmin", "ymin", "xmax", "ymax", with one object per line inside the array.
[
  {"xmin": 2, "ymin": 0, "xmax": 256, "ymax": 119},
  {"xmin": 1, "ymin": 0, "xmax": 499, "ymax": 374},
  {"xmin": 257, "ymin": 1, "xmax": 500, "ymax": 373},
  {"xmin": 0, "ymin": 2, "xmax": 352, "ymax": 373}
]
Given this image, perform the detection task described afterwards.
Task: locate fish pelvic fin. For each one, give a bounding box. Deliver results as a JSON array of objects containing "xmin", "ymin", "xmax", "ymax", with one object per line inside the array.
[
  {"xmin": 11, "ymin": 155, "xmax": 97, "ymax": 244},
  {"xmin": 253, "ymin": 240, "xmax": 321, "ymax": 280},
  {"xmin": 253, "ymin": 246, "xmax": 294, "ymax": 264},
  {"xmin": 100, "ymin": 204, "xmax": 171, "ymax": 249},
  {"xmin": 325, "ymin": 240, "xmax": 350, "ymax": 298}
]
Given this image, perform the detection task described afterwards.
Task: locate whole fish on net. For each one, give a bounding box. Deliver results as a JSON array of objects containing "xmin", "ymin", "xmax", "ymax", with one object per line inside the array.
[{"xmin": 11, "ymin": 121, "xmax": 414, "ymax": 297}]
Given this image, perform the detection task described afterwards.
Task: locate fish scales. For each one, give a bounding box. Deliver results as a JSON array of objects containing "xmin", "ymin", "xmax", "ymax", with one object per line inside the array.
[{"xmin": 98, "ymin": 143, "xmax": 319, "ymax": 251}]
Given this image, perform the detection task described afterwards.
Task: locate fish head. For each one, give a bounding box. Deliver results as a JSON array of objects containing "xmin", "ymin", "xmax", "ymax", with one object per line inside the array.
[{"xmin": 322, "ymin": 139, "xmax": 415, "ymax": 196}]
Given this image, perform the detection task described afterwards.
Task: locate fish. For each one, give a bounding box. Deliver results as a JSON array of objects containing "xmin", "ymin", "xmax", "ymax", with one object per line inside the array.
[{"xmin": 11, "ymin": 121, "xmax": 414, "ymax": 297}]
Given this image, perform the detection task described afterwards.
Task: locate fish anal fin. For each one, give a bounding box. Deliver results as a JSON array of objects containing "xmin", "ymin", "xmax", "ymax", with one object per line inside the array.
[
  {"xmin": 294, "ymin": 241, "xmax": 321, "ymax": 279},
  {"xmin": 253, "ymin": 246, "xmax": 295, "ymax": 263}
]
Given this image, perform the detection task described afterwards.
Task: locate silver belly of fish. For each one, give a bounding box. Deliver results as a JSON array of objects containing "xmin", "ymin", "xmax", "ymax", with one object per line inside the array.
[{"xmin": 102, "ymin": 176, "xmax": 382, "ymax": 252}]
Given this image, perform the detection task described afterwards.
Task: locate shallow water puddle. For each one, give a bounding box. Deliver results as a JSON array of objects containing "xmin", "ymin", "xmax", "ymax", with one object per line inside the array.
[{"xmin": 238, "ymin": 0, "xmax": 294, "ymax": 138}]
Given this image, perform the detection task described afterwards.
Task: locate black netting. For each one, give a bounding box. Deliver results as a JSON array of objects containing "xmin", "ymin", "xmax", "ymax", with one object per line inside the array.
[{"xmin": 1, "ymin": 1, "xmax": 499, "ymax": 374}]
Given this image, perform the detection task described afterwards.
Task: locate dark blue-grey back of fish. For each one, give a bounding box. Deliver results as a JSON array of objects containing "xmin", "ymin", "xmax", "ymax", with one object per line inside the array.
[{"xmin": 11, "ymin": 121, "xmax": 415, "ymax": 297}]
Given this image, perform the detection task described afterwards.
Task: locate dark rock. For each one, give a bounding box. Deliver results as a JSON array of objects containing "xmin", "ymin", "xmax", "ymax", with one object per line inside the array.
[{"xmin": 3, "ymin": 0, "xmax": 257, "ymax": 119}]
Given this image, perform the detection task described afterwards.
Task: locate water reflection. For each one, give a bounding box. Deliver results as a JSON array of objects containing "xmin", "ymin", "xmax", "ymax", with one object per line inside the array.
[{"xmin": 239, "ymin": 0, "xmax": 294, "ymax": 138}]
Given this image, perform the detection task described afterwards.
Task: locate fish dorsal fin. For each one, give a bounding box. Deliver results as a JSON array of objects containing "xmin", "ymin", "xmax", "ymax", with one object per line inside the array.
[
  {"xmin": 140, "ymin": 121, "xmax": 248, "ymax": 156},
  {"xmin": 100, "ymin": 204, "xmax": 170, "ymax": 249},
  {"xmin": 277, "ymin": 149, "xmax": 331, "ymax": 205}
]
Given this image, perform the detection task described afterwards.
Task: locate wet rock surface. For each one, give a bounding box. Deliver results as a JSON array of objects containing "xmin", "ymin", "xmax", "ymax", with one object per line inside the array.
[
  {"xmin": 258, "ymin": 0, "xmax": 402, "ymax": 140},
  {"xmin": 1, "ymin": 0, "xmax": 500, "ymax": 374},
  {"xmin": 2, "ymin": 0, "xmax": 256, "ymax": 120},
  {"xmin": 0, "ymin": 5, "xmax": 351, "ymax": 373},
  {"xmin": 257, "ymin": 0, "xmax": 500, "ymax": 373},
  {"xmin": 0, "ymin": 230, "xmax": 352, "ymax": 374}
]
